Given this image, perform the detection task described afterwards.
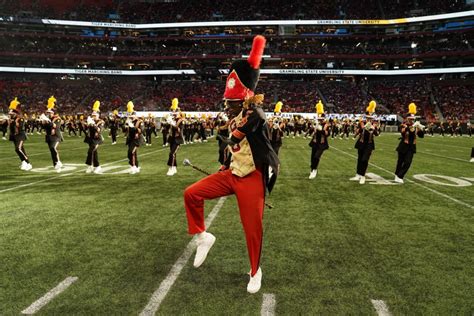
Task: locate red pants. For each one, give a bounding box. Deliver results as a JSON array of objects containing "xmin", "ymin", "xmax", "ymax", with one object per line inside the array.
[{"xmin": 184, "ymin": 169, "xmax": 265, "ymax": 276}]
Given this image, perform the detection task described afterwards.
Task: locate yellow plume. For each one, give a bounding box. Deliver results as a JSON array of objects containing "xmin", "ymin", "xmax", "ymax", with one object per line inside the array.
[
  {"xmin": 171, "ymin": 98, "xmax": 179, "ymax": 111},
  {"xmin": 274, "ymin": 101, "xmax": 283, "ymax": 113},
  {"xmin": 113, "ymin": 109, "xmax": 119, "ymax": 115},
  {"xmin": 92, "ymin": 100, "xmax": 100, "ymax": 112},
  {"xmin": 408, "ymin": 103, "xmax": 417, "ymax": 115},
  {"xmin": 316, "ymin": 101, "xmax": 324, "ymax": 115},
  {"xmin": 47, "ymin": 96, "xmax": 56, "ymax": 110},
  {"xmin": 366, "ymin": 100, "xmax": 376, "ymax": 114},
  {"xmin": 9, "ymin": 97, "xmax": 20, "ymax": 110},
  {"xmin": 127, "ymin": 101, "xmax": 134, "ymax": 113}
]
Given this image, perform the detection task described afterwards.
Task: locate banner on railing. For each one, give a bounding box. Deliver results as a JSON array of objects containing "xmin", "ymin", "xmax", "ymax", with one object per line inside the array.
[
  {"xmin": 135, "ymin": 111, "xmax": 398, "ymax": 121},
  {"xmin": 35, "ymin": 11, "xmax": 474, "ymax": 29},
  {"xmin": 1, "ymin": 66, "xmax": 473, "ymax": 76}
]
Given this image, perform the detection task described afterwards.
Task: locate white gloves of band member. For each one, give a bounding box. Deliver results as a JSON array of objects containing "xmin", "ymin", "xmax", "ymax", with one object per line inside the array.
[
  {"xmin": 365, "ymin": 122, "xmax": 374, "ymax": 131},
  {"xmin": 39, "ymin": 113, "xmax": 51, "ymax": 123},
  {"xmin": 167, "ymin": 116, "xmax": 177, "ymax": 127},
  {"xmin": 413, "ymin": 121, "xmax": 425, "ymax": 130},
  {"xmin": 316, "ymin": 124, "xmax": 323, "ymax": 131},
  {"xmin": 86, "ymin": 116, "xmax": 95, "ymax": 126}
]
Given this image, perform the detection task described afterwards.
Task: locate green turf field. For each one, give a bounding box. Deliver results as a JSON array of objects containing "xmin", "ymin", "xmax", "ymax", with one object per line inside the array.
[{"xmin": 1, "ymin": 132, "xmax": 473, "ymax": 315}]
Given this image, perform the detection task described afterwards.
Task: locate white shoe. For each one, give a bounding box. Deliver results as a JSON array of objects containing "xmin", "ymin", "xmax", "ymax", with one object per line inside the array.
[
  {"xmin": 129, "ymin": 166, "xmax": 137, "ymax": 174},
  {"xmin": 24, "ymin": 163, "xmax": 32, "ymax": 171},
  {"xmin": 20, "ymin": 161, "xmax": 28, "ymax": 170},
  {"xmin": 359, "ymin": 176, "xmax": 366, "ymax": 184},
  {"xmin": 54, "ymin": 162, "xmax": 62, "ymax": 173},
  {"xmin": 166, "ymin": 167, "xmax": 174, "ymax": 176},
  {"xmin": 112, "ymin": 142, "xmax": 116, "ymax": 145},
  {"xmin": 247, "ymin": 267, "xmax": 262, "ymax": 294},
  {"xmin": 394, "ymin": 175, "xmax": 404, "ymax": 184},
  {"xmin": 136, "ymin": 166, "xmax": 141, "ymax": 173},
  {"xmin": 193, "ymin": 232, "xmax": 216, "ymax": 268},
  {"xmin": 172, "ymin": 166, "xmax": 177, "ymax": 175},
  {"xmin": 85, "ymin": 166, "xmax": 94, "ymax": 174},
  {"xmin": 2, "ymin": 136, "xmax": 6, "ymax": 140},
  {"xmin": 470, "ymin": 158, "xmax": 474, "ymax": 163},
  {"xmin": 93, "ymin": 166, "xmax": 103, "ymax": 174},
  {"xmin": 309, "ymin": 169, "xmax": 317, "ymax": 179},
  {"xmin": 349, "ymin": 174, "xmax": 361, "ymax": 181}
]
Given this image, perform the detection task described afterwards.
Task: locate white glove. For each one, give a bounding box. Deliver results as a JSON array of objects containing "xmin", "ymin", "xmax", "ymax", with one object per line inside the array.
[
  {"xmin": 39, "ymin": 113, "xmax": 51, "ymax": 123},
  {"xmin": 86, "ymin": 116, "xmax": 95, "ymax": 126},
  {"xmin": 316, "ymin": 124, "xmax": 323, "ymax": 131},
  {"xmin": 413, "ymin": 121, "xmax": 425, "ymax": 130},
  {"xmin": 127, "ymin": 120, "xmax": 134, "ymax": 128},
  {"xmin": 221, "ymin": 113, "xmax": 228, "ymax": 122}
]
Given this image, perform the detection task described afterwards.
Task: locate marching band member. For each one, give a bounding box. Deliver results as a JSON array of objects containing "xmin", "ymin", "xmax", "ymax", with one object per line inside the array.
[
  {"xmin": 269, "ymin": 101, "xmax": 284, "ymax": 156},
  {"xmin": 1, "ymin": 112, "xmax": 8, "ymax": 140},
  {"xmin": 110, "ymin": 110, "xmax": 120, "ymax": 145},
  {"xmin": 161, "ymin": 116, "xmax": 170, "ymax": 147},
  {"xmin": 394, "ymin": 103, "xmax": 425, "ymax": 184},
  {"xmin": 145, "ymin": 113, "xmax": 154, "ymax": 146},
  {"xmin": 166, "ymin": 98, "xmax": 184, "ymax": 176},
  {"xmin": 40, "ymin": 96, "xmax": 64, "ymax": 172},
  {"xmin": 125, "ymin": 101, "xmax": 144, "ymax": 174},
  {"xmin": 350, "ymin": 101, "xmax": 380, "ymax": 184},
  {"xmin": 308, "ymin": 101, "xmax": 330, "ymax": 180},
  {"xmin": 216, "ymin": 112, "xmax": 230, "ymax": 168},
  {"xmin": 84, "ymin": 100, "xmax": 105, "ymax": 174},
  {"xmin": 184, "ymin": 35, "xmax": 279, "ymax": 293},
  {"xmin": 8, "ymin": 97, "xmax": 32, "ymax": 171}
]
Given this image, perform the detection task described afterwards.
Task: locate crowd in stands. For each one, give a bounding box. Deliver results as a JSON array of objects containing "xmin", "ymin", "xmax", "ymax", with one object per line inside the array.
[
  {"xmin": 0, "ymin": 0, "xmax": 469, "ymax": 23},
  {"xmin": 0, "ymin": 32, "xmax": 470, "ymax": 60},
  {"xmin": 1, "ymin": 75, "xmax": 472, "ymax": 120},
  {"xmin": 431, "ymin": 82, "xmax": 474, "ymax": 120},
  {"xmin": 368, "ymin": 79, "xmax": 435, "ymax": 119}
]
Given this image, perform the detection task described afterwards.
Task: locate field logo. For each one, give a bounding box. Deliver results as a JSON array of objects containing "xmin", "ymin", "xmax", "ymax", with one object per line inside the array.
[
  {"xmin": 412, "ymin": 174, "xmax": 472, "ymax": 187},
  {"xmin": 363, "ymin": 173, "xmax": 473, "ymax": 187},
  {"xmin": 32, "ymin": 163, "xmax": 130, "ymax": 174}
]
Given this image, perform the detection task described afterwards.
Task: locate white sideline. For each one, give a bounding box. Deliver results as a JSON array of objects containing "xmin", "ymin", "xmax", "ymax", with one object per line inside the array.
[
  {"xmin": 261, "ymin": 293, "xmax": 276, "ymax": 316},
  {"xmin": 330, "ymin": 146, "xmax": 474, "ymax": 210},
  {"xmin": 370, "ymin": 299, "xmax": 392, "ymax": 316},
  {"xmin": 140, "ymin": 197, "xmax": 227, "ymax": 316},
  {"xmin": 21, "ymin": 276, "xmax": 78, "ymax": 314},
  {"xmin": 0, "ymin": 148, "xmax": 166, "ymax": 194}
]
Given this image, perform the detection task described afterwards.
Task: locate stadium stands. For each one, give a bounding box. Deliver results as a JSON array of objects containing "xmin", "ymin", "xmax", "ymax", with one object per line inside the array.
[
  {"xmin": 0, "ymin": 0, "xmax": 469, "ymax": 22},
  {"xmin": 1, "ymin": 75, "xmax": 472, "ymax": 120}
]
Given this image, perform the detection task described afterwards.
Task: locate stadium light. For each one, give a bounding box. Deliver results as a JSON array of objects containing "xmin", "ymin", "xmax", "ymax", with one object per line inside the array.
[
  {"xmin": 411, "ymin": 42, "xmax": 417, "ymax": 48},
  {"xmin": 112, "ymin": 46, "xmax": 117, "ymax": 51}
]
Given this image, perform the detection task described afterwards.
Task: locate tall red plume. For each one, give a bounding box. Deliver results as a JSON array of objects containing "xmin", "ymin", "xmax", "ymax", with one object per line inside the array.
[{"xmin": 247, "ymin": 35, "xmax": 266, "ymax": 69}]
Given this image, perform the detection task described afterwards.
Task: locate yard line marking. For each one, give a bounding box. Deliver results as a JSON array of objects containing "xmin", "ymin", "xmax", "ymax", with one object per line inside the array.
[
  {"xmin": 417, "ymin": 151, "xmax": 470, "ymax": 163},
  {"xmin": 140, "ymin": 197, "xmax": 227, "ymax": 316},
  {"xmin": 370, "ymin": 299, "xmax": 392, "ymax": 316},
  {"xmin": 331, "ymin": 145, "xmax": 474, "ymax": 210},
  {"xmin": 0, "ymin": 148, "xmax": 166, "ymax": 194},
  {"xmin": 21, "ymin": 276, "xmax": 78, "ymax": 314},
  {"xmin": 261, "ymin": 293, "xmax": 276, "ymax": 316}
]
